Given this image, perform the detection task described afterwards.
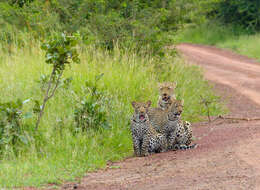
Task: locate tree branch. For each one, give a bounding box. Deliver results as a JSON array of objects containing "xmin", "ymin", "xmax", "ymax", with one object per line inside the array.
[
  {"xmin": 48, "ymin": 70, "xmax": 63, "ymax": 99},
  {"xmin": 217, "ymin": 115, "xmax": 260, "ymax": 121},
  {"xmin": 35, "ymin": 68, "xmax": 56, "ymax": 130}
]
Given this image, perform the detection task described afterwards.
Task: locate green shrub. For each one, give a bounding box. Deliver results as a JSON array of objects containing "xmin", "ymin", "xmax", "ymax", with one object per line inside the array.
[
  {"xmin": 211, "ymin": 0, "xmax": 260, "ymax": 31},
  {"xmin": 9, "ymin": 0, "xmax": 34, "ymax": 8},
  {"xmin": 35, "ymin": 32, "xmax": 80, "ymax": 130},
  {"xmin": 74, "ymin": 74, "xmax": 110, "ymax": 132},
  {"xmin": 0, "ymin": 0, "xmax": 191, "ymax": 55},
  {"xmin": 0, "ymin": 99, "xmax": 26, "ymax": 155}
]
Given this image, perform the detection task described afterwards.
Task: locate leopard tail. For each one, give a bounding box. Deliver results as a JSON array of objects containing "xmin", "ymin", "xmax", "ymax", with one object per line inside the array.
[{"xmin": 177, "ymin": 143, "xmax": 197, "ymax": 150}]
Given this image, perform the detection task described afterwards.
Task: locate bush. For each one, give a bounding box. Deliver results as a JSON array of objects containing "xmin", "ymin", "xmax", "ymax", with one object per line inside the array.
[
  {"xmin": 211, "ymin": 0, "xmax": 260, "ymax": 31},
  {"xmin": 35, "ymin": 32, "xmax": 80, "ymax": 130},
  {"xmin": 0, "ymin": 0, "xmax": 188, "ymax": 55},
  {"xmin": 74, "ymin": 74, "xmax": 110, "ymax": 132},
  {"xmin": 0, "ymin": 99, "xmax": 26, "ymax": 155}
]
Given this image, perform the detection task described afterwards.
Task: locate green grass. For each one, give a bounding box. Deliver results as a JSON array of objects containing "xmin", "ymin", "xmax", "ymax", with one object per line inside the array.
[
  {"xmin": 0, "ymin": 40, "xmax": 224, "ymax": 188},
  {"xmin": 175, "ymin": 22, "xmax": 246, "ymax": 45},
  {"xmin": 217, "ymin": 33, "xmax": 260, "ymax": 61},
  {"xmin": 175, "ymin": 22, "xmax": 260, "ymax": 61}
]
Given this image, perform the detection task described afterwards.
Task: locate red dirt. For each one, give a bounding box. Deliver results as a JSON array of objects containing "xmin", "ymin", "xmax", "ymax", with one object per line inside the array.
[{"xmin": 58, "ymin": 44, "xmax": 260, "ymax": 190}]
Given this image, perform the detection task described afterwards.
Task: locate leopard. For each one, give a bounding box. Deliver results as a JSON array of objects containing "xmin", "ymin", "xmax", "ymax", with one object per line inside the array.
[
  {"xmin": 166, "ymin": 100, "xmax": 196, "ymax": 150},
  {"xmin": 131, "ymin": 100, "xmax": 167, "ymax": 157},
  {"xmin": 148, "ymin": 99, "xmax": 196, "ymax": 150},
  {"xmin": 157, "ymin": 82, "xmax": 177, "ymax": 110}
]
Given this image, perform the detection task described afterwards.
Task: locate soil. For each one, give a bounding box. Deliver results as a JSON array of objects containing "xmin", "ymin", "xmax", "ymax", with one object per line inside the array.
[{"xmin": 51, "ymin": 43, "xmax": 260, "ymax": 190}]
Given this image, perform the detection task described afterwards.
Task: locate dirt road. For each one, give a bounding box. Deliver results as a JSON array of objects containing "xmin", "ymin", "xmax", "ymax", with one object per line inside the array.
[{"xmin": 62, "ymin": 44, "xmax": 260, "ymax": 190}]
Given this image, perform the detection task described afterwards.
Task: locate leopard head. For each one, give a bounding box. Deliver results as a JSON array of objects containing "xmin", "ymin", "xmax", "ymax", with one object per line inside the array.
[
  {"xmin": 131, "ymin": 100, "xmax": 151, "ymax": 122},
  {"xmin": 158, "ymin": 82, "xmax": 177, "ymax": 103},
  {"xmin": 167, "ymin": 99, "xmax": 184, "ymax": 121}
]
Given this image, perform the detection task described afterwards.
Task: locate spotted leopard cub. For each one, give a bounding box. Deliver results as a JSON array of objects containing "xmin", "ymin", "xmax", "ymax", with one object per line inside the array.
[
  {"xmin": 167, "ymin": 100, "xmax": 196, "ymax": 150},
  {"xmin": 158, "ymin": 82, "xmax": 177, "ymax": 110},
  {"xmin": 131, "ymin": 101, "xmax": 167, "ymax": 157},
  {"xmin": 148, "ymin": 100, "xmax": 196, "ymax": 150},
  {"xmin": 148, "ymin": 99, "xmax": 184, "ymax": 150}
]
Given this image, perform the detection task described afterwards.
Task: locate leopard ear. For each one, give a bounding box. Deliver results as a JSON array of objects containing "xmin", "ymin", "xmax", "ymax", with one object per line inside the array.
[
  {"xmin": 146, "ymin": 100, "xmax": 152, "ymax": 107},
  {"xmin": 131, "ymin": 101, "xmax": 137, "ymax": 108}
]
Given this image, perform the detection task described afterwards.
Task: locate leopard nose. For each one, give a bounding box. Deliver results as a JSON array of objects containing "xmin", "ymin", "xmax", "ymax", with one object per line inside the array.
[{"xmin": 163, "ymin": 93, "xmax": 167, "ymax": 97}]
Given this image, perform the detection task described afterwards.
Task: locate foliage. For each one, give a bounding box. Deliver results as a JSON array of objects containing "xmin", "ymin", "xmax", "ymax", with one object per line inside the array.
[
  {"xmin": 175, "ymin": 21, "xmax": 246, "ymax": 45},
  {"xmin": 0, "ymin": 99, "xmax": 27, "ymax": 155},
  {"xmin": 9, "ymin": 0, "xmax": 35, "ymax": 8},
  {"xmin": 217, "ymin": 33, "xmax": 260, "ymax": 61},
  {"xmin": 0, "ymin": 1, "xmax": 60, "ymax": 39},
  {"xmin": 35, "ymin": 32, "xmax": 80, "ymax": 130},
  {"xmin": 37, "ymin": 74, "xmax": 73, "ymax": 92},
  {"xmin": 41, "ymin": 33, "xmax": 80, "ymax": 72},
  {"xmin": 210, "ymin": 0, "xmax": 260, "ymax": 31},
  {"xmin": 0, "ymin": 0, "xmax": 195, "ymax": 55},
  {"xmin": 3, "ymin": 0, "xmax": 259, "ymax": 49},
  {"xmin": 74, "ymin": 74, "xmax": 110, "ymax": 132}
]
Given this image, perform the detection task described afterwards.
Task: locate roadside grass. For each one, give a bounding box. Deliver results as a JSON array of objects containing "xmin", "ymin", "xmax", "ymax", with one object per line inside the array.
[
  {"xmin": 175, "ymin": 22, "xmax": 260, "ymax": 61},
  {"xmin": 217, "ymin": 34, "xmax": 260, "ymax": 61},
  {"xmin": 0, "ymin": 40, "xmax": 224, "ymax": 188},
  {"xmin": 175, "ymin": 22, "xmax": 244, "ymax": 45}
]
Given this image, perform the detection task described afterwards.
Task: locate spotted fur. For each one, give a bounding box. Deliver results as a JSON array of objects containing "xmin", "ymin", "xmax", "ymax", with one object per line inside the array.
[
  {"xmin": 148, "ymin": 100, "xmax": 196, "ymax": 150},
  {"xmin": 131, "ymin": 101, "xmax": 167, "ymax": 157},
  {"xmin": 157, "ymin": 82, "xmax": 177, "ymax": 110},
  {"xmin": 167, "ymin": 102, "xmax": 196, "ymax": 150}
]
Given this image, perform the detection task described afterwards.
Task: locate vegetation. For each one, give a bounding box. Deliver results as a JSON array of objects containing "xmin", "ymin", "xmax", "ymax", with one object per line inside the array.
[
  {"xmin": 0, "ymin": 99, "xmax": 24, "ymax": 156},
  {"xmin": 175, "ymin": 22, "xmax": 245, "ymax": 45},
  {"xmin": 35, "ymin": 32, "xmax": 80, "ymax": 130},
  {"xmin": 0, "ymin": 39, "xmax": 224, "ymax": 187},
  {"xmin": 0, "ymin": 0, "xmax": 192, "ymax": 56},
  {"xmin": 0, "ymin": 0, "xmax": 238, "ymax": 188},
  {"xmin": 175, "ymin": 22, "xmax": 260, "ymax": 61},
  {"xmin": 175, "ymin": 1, "xmax": 260, "ymax": 61},
  {"xmin": 74, "ymin": 74, "xmax": 110, "ymax": 132},
  {"xmin": 217, "ymin": 33, "xmax": 260, "ymax": 61},
  {"xmin": 212, "ymin": 0, "xmax": 260, "ymax": 31}
]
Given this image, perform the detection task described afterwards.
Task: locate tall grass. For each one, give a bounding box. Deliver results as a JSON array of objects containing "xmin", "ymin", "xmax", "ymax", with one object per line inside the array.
[
  {"xmin": 175, "ymin": 22, "xmax": 246, "ymax": 45},
  {"xmin": 175, "ymin": 22, "xmax": 260, "ymax": 61},
  {"xmin": 0, "ymin": 38, "xmax": 224, "ymax": 187},
  {"xmin": 217, "ymin": 33, "xmax": 260, "ymax": 61}
]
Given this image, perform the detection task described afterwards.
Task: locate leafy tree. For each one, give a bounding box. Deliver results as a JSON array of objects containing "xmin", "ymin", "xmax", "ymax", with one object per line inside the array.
[
  {"xmin": 35, "ymin": 32, "xmax": 80, "ymax": 130},
  {"xmin": 212, "ymin": 0, "xmax": 260, "ymax": 31},
  {"xmin": 0, "ymin": 0, "xmax": 186, "ymax": 55}
]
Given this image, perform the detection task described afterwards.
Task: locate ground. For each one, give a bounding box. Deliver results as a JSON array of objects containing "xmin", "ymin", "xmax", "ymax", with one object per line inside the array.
[{"xmin": 34, "ymin": 43, "xmax": 260, "ymax": 190}]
